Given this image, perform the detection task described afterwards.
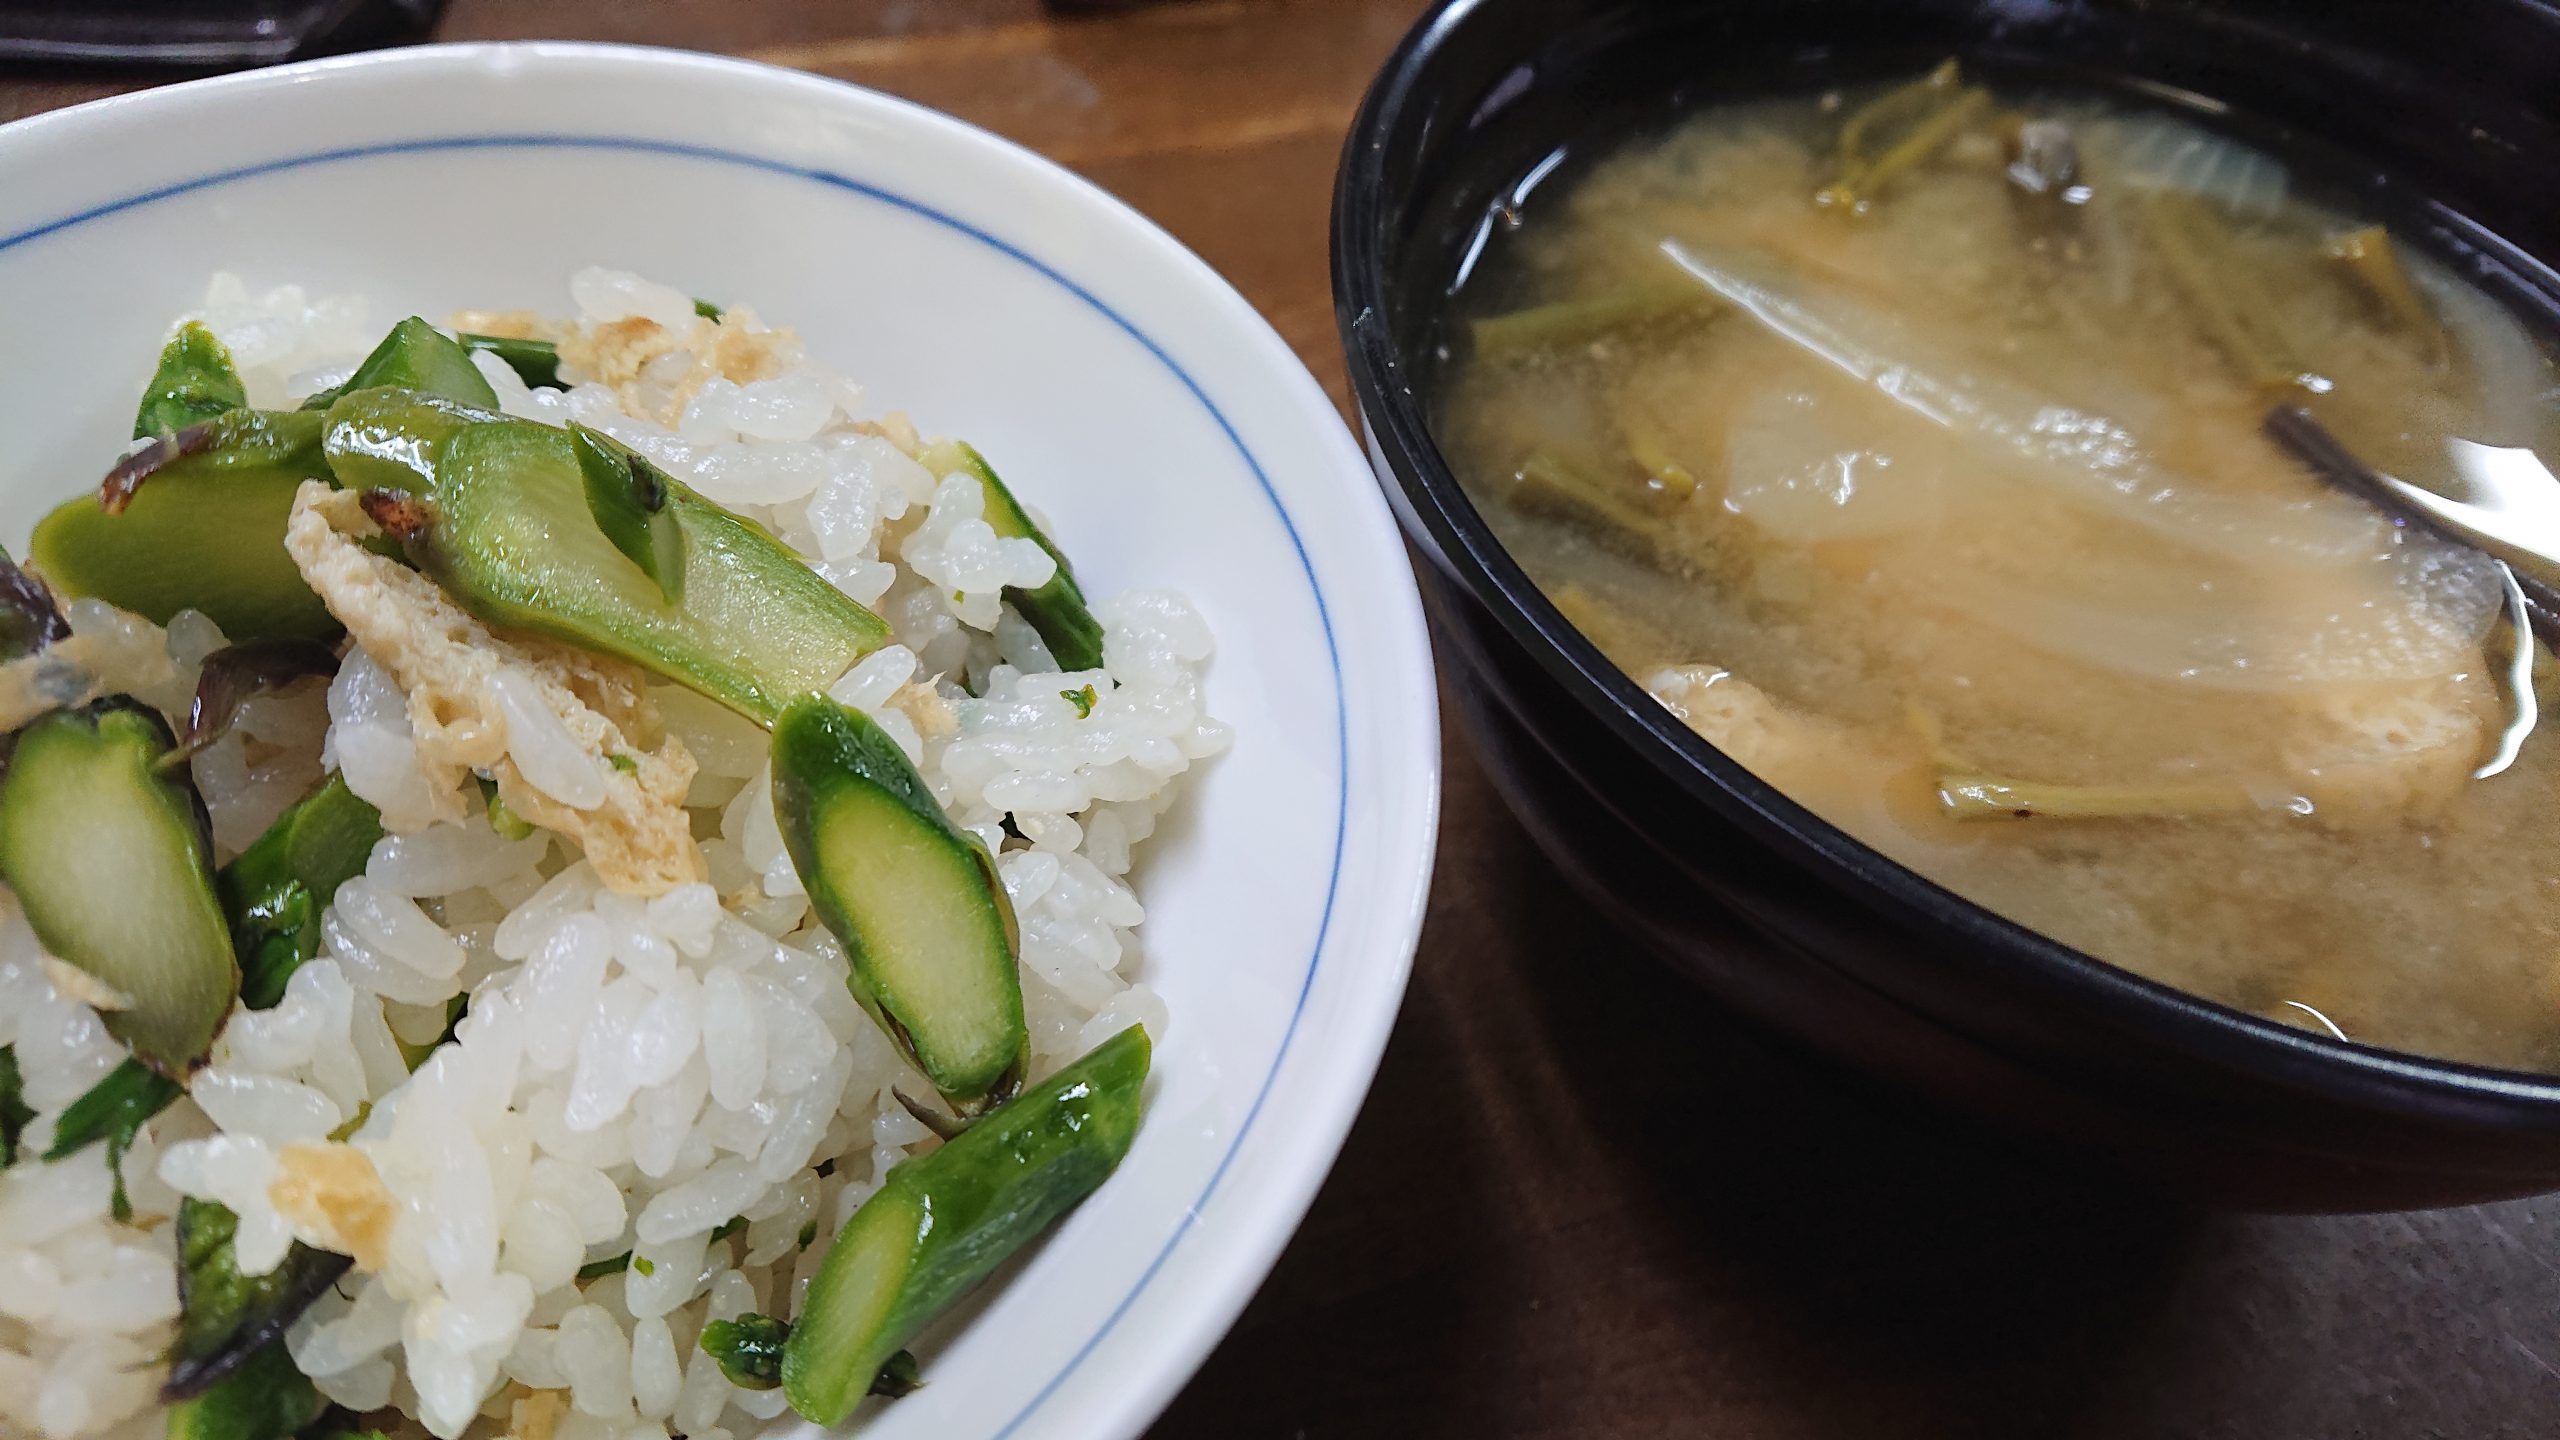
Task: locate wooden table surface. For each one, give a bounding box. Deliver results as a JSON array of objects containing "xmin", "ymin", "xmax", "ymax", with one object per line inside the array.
[{"xmin": 12, "ymin": 2, "xmax": 2560, "ymax": 1436}]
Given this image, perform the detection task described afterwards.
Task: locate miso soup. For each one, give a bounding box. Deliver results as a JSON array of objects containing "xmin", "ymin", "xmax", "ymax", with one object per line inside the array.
[{"xmin": 1436, "ymin": 65, "xmax": 2560, "ymax": 1070}]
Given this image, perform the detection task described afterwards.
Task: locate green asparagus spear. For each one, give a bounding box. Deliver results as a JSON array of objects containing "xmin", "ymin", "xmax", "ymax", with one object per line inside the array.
[
  {"xmin": 43, "ymin": 1059, "xmax": 181, "ymax": 1218},
  {"xmin": 300, "ymin": 316, "xmax": 498, "ymax": 412},
  {"xmin": 164, "ymin": 1197, "xmax": 353, "ymax": 1400},
  {"xmin": 569, "ymin": 423, "xmax": 687, "ymax": 602},
  {"xmin": 0, "ymin": 699, "xmax": 237, "ymax": 1074},
  {"xmin": 43, "ymin": 771, "xmax": 380, "ymax": 1188},
  {"xmin": 221, "ymin": 774, "xmax": 384, "ymax": 1010},
  {"xmin": 133, "ymin": 322, "xmax": 247, "ymax": 442},
  {"xmin": 780, "ymin": 1025, "xmax": 1150, "ymax": 1425},
  {"xmin": 457, "ymin": 333, "xmax": 561, "ymax": 389},
  {"xmin": 703, "ymin": 1313, "xmax": 793, "ymax": 1389},
  {"xmin": 31, "ymin": 408, "xmax": 339, "ymax": 643},
  {"xmin": 44, "ymin": 1059, "xmax": 181, "ymax": 1163},
  {"xmin": 703, "ymin": 1316, "xmax": 917, "ymax": 1398},
  {"xmin": 772, "ymin": 695, "xmax": 1027, "ymax": 1110},
  {"xmin": 162, "ymin": 1335, "xmax": 324, "ymax": 1440},
  {"xmin": 0, "ymin": 1047, "xmax": 31, "ymax": 1170},
  {"xmin": 323, "ymin": 387, "xmax": 890, "ymax": 726},
  {"xmin": 919, "ymin": 441, "xmax": 1105, "ymax": 672}
]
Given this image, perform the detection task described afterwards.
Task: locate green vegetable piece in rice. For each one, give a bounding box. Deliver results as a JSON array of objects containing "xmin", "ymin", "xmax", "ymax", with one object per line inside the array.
[
  {"xmin": 163, "ymin": 1335, "xmax": 324, "ymax": 1440},
  {"xmin": 919, "ymin": 441, "xmax": 1106, "ymax": 672},
  {"xmin": 478, "ymin": 774, "xmax": 537, "ymax": 841},
  {"xmin": 44, "ymin": 1059, "xmax": 181, "ymax": 1217},
  {"xmin": 781, "ymin": 1025, "xmax": 1150, "ymax": 1426},
  {"xmin": 570, "ymin": 423, "xmax": 688, "ymax": 602},
  {"xmin": 133, "ymin": 322, "xmax": 248, "ymax": 441},
  {"xmin": 32, "ymin": 408, "xmax": 340, "ymax": 643},
  {"xmin": 322, "ymin": 386, "xmax": 891, "ymax": 726},
  {"xmin": 41, "ymin": 772, "xmax": 375, "ymax": 1187},
  {"xmin": 704, "ymin": 1315, "xmax": 921, "ymax": 1399},
  {"xmin": 0, "ymin": 1046, "xmax": 32, "ymax": 1169},
  {"xmin": 772, "ymin": 695, "xmax": 1027, "ymax": 1110},
  {"xmin": 300, "ymin": 316, "xmax": 499, "ymax": 412},
  {"xmin": 704, "ymin": 1314, "xmax": 791, "ymax": 1389},
  {"xmin": 165, "ymin": 1196, "xmax": 354, "ymax": 1401},
  {"xmin": 221, "ymin": 773, "xmax": 384, "ymax": 1011},
  {"xmin": 0, "ymin": 698, "xmax": 237, "ymax": 1075},
  {"xmin": 458, "ymin": 332, "xmax": 561, "ymax": 389},
  {"xmin": 45, "ymin": 1060, "xmax": 181, "ymax": 1161},
  {"xmin": 870, "ymin": 1348, "xmax": 924, "ymax": 1398}
]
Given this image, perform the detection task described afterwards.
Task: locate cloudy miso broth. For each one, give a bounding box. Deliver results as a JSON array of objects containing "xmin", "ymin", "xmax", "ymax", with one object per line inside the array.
[{"xmin": 1437, "ymin": 66, "xmax": 2560, "ymax": 1070}]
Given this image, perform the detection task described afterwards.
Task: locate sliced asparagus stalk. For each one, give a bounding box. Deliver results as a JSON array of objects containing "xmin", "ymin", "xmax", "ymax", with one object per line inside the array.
[
  {"xmin": 0, "ymin": 699, "xmax": 237, "ymax": 1074},
  {"xmin": 134, "ymin": 322, "xmax": 247, "ymax": 442},
  {"xmin": 324, "ymin": 387, "xmax": 890, "ymax": 726},
  {"xmin": 31, "ymin": 408, "xmax": 339, "ymax": 643},
  {"xmin": 457, "ymin": 332, "xmax": 561, "ymax": 389},
  {"xmin": 570, "ymin": 423, "xmax": 687, "ymax": 602},
  {"xmin": 43, "ymin": 1058, "xmax": 181, "ymax": 1218},
  {"xmin": 162, "ymin": 1335, "xmax": 323, "ymax": 1440},
  {"xmin": 41, "ymin": 771, "xmax": 376, "ymax": 1193},
  {"xmin": 300, "ymin": 316, "xmax": 498, "ymax": 412},
  {"xmin": 164, "ymin": 1196, "xmax": 354, "ymax": 1400},
  {"xmin": 772, "ymin": 695, "xmax": 1027, "ymax": 1109},
  {"xmin": 703, "ymin": 1316, "xmax": 920, "ymax": 1398},
  {"xmin": 1937, "ymin": 771, "xmax": 2268, "ymax": 821},
  {"xmin": 222, "ymin": 774, "xmax": 384, "ymax": 1010},
  {"xmin": 0, "ymin": 1047, "xmax": 30, "ymax": 1169},
  {"xmin": 703, "ymin": 1313, "xmax": 793, "ymax": 1389},
  {"xmin": 919, "ymin": 441, "xmax": 1105, "ymax": 671},
  {"xmin": 780, "ymin": 1025, "xmax": 1149, "ymax": 1425}
]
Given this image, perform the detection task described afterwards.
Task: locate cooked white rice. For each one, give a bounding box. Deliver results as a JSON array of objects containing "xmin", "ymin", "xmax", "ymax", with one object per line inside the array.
[{"xmin": 0, "ymin": 271, "xmax": 1227, "ymax": 1440}]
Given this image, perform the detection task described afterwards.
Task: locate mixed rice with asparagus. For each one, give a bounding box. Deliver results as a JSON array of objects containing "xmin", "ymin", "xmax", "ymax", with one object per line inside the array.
[{"xmin": 0, "ymin": 269, "xmax": 1227, "ymax": 1440}]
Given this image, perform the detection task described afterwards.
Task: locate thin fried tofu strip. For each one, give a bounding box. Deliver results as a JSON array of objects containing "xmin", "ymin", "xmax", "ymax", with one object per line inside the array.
[{"xmin": 283, "ymin": 482, "xmax": 705, "ymax": 895}]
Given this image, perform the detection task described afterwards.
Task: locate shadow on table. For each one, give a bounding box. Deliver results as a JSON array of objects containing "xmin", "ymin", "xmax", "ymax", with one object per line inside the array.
[{"xmin": 1150, "ymin": 739, "xmax": 2560, "ymax": 1440}]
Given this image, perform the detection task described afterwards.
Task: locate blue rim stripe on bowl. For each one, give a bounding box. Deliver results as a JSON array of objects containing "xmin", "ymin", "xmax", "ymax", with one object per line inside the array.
[{"xmin": 0, "ymin": 133, "xmax": 1352, "ymax": 1437}]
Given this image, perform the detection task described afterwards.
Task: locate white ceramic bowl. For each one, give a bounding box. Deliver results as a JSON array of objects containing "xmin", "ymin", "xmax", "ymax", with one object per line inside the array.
[{"xmin": 0, "ymin": 43, "xmax": 1438, "ymax": 1440}]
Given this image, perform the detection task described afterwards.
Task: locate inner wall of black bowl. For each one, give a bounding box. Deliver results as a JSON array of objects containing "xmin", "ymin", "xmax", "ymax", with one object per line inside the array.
[{"xmin": 1375, "ymin": 0, "xmax": 2560, "ymax": 399}]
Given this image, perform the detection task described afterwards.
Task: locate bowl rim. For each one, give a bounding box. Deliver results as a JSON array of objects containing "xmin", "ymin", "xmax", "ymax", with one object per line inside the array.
[
  {"xmin": 1331, "ymin": 0, "xmax": 2560, "ymax": 1126},
  {"xmin": 0, "ymin": 38, "xmax": 1445, "ymax": 1440}
]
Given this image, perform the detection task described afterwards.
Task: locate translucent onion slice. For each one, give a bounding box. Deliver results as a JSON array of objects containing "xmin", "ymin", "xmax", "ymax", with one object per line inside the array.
[
  {"xmin": 2081, "ymin": 114, "xmax": 2291, "ymax": 224},
  {"xmin": 1660, "ymin": 239, "xmax": 2401, "ymax": 568},
  {"xmin": 1921, "ymin": 526, "xmax": 2501, "ymax": 691}
]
